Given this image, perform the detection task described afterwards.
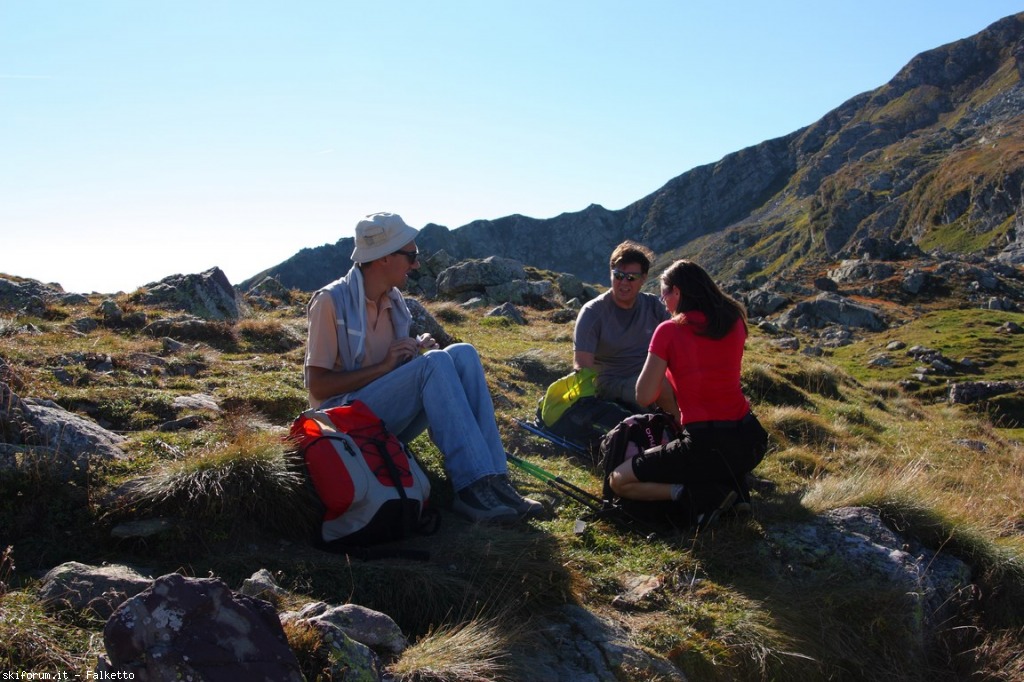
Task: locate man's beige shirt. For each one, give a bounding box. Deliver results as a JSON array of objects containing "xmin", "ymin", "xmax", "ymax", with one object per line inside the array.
[{"xmin": 304, "ymin": 292, "xmax": 396, "ymax": 408}]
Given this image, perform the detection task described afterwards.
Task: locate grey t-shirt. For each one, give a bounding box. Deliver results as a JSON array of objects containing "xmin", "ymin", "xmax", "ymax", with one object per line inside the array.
[{"xmin": 573, "ymin": 291, "xmax": 669, "ymax": 382}]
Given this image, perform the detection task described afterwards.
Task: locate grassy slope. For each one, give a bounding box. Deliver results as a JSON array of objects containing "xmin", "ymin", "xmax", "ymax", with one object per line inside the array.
[{"xmin": 2, "ymin": 294, "xmax": 1024, "ymax": 681}]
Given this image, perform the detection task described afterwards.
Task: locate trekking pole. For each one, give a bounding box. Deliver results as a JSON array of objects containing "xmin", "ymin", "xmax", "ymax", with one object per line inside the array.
[
  {"xmin": 508, "ymin": 455, "xmax": 671, "ymax": 537},
  {"xmin": 506, "ymin": 454, "xmax": 604, "ymax": 512},
  {"xmin": 513, "ymin": 417, "xmax": 590, "ymax": 456}
]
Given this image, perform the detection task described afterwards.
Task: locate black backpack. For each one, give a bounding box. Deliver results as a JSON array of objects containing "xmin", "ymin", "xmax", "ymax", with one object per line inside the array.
[{"xmin": 599, "ymin": 412, "xmax": 684, "ymax": 526}]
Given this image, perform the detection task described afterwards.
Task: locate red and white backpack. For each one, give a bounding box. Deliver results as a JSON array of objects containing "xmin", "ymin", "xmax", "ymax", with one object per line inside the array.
[{"xmin": 290, "ymin": 400, "xmax": 434, "ymax": 548}]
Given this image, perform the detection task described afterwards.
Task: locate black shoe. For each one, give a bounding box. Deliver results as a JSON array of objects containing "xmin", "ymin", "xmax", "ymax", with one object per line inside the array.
[
  {"xmin": 490, "ymin": 475, "xmax": 547, "ymax": 519},
  {"xmin": 452, "ymin": 478, "xmax": 519, "ymax": 524},
  {"xmin": 696, "ymin": 490, "xmax": 738, "ymax": 529}
]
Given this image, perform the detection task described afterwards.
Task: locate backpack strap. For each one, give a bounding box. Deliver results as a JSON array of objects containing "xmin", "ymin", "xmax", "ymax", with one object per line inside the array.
[{"xmin": 362, "ymin": 431, "xmax": 417, "ymax": 528}]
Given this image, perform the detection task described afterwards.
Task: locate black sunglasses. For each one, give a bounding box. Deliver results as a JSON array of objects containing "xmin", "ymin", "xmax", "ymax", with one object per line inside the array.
[
  {"xmin": 612, "ymin": 269, "xmax": 643, "ymax": 282},
  {"xmin": 392, "ymin": 248, "xmax": 419, "ymax": 263}
]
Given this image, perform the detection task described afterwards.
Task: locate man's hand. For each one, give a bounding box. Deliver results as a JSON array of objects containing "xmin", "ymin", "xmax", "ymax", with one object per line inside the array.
[
  {"xmin": 416, "ymin": 333, "xmax": 440, "ymax": 352},
  {"xmin": 384, "ymin": 337, "xmax": 419, "ymax": 370}
]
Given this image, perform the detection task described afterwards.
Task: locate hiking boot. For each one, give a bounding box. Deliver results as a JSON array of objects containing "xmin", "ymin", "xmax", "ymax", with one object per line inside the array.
[
  {"xmin": 452, "ymin": 477, "xmax": 519, "ymax": 524},
  {"xmin": 696, "ymin": 490, "xmax": 738, "ymax": 529},
  {"xmin": 489, "ymin": 474, "xmax": 547, "ymax": 520}
]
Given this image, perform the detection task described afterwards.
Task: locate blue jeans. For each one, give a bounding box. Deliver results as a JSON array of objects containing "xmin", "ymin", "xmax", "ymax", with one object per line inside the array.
[{"xmin": 321, "ymin": 343, "xmax": 507, "ymax": 492}]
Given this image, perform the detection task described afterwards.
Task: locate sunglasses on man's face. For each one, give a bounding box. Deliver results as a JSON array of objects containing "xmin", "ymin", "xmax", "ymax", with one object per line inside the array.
[
  {"xmin": 392, "ymin": 249, "xmax": 419, "ymax": 263},
  {"xmin": 612, "ymin": 269, "xmax": 643, "ymax": 282}
]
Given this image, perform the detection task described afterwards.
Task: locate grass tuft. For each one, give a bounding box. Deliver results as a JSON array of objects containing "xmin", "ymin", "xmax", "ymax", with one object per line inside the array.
[
  {"xmin": 431, "ymin": 303, "xmax": 469, "ymax": 325},
  {"xmin": 782, "ymin": 361, "xmax": 848, "ymax": 400},
  {"xmin": 127, "ymin": 423, "xmax": 316, "ymax": 537},
  {"xmin": 0, "ymin": 590, "xmax": 94, "ymax": 671},
  {"xmin": 236, "ymin": 318, "xmax": 305, "ymax": 353},
  {"xmin": 283, "ymin": 619, "xmax": 336, "ymax": 681},
  {"xmin": 389, "ymin": 616, "xmax": 518, "ymax": 682},
  {"xmin": 959, "ymin": 627, "xmax": 1024, "ymax": 680},
  {"xmin": 761, "ymin": 406, "xmax": 839, "ymax": 448},
  {"xmin": 743, "ymin": 364, "xmax": 810, "ymax": 407},
  {"xmin": 504, "ymin": 349, "xmax": 571, "ymax": 387}
]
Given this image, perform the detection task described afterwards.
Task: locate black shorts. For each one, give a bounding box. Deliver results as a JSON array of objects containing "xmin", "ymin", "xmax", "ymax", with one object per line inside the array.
[{"xmin": 630, "ymin": 412, "xmax": 768, "ymax": 486}]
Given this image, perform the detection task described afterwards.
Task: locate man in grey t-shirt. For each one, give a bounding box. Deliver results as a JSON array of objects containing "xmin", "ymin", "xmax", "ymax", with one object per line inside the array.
[{"xmin": 573, "ymin": 241, "xmax": 675, "ymax": 413}]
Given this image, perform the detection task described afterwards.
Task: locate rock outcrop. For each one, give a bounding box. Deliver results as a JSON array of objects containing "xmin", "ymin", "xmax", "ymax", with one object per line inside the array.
[
  {"xmin": 766, "ymin": 507, "xmax": 973, "ymax": 646},
  {"xmin": 101, "ymin": 573, "xmax": 304, "ymax": 681},
  {"xmin": 139, "ymin": 267, "xmax": 245, "ymax": 321}
]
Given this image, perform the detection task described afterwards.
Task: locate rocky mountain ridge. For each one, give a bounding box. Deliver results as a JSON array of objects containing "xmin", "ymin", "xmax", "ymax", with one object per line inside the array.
[{"xmin": 242, "ymin": 12, "xmax": 1024, "ymax": 292}]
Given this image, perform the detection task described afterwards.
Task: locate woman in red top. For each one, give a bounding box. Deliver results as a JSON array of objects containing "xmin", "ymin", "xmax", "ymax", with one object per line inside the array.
[{"xmin": 608, "ymin": 259, "xmax": 768, "ymax": 516}]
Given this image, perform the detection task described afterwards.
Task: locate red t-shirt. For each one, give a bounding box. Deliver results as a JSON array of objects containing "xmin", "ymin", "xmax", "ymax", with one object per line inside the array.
[{"xmin": 649, "ymin": 311, "xmax": 750, "ymax": 425}]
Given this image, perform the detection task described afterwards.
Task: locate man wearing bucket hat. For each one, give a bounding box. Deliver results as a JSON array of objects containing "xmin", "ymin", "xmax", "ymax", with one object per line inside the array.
[{"xmin": 304, "ymin": 212, "xmax": 543, "ymax": 524}]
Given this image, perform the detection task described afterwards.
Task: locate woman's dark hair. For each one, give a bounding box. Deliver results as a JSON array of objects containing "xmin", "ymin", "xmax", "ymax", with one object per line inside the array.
[{"xmin": 661, "ymin": 259, "xmax": 747, "ymax": 339}]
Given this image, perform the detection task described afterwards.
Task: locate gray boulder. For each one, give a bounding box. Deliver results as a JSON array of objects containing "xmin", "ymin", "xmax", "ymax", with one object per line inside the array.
[
  {"xmin": 813, "ymin": 276, "xmax": 839, "ymax": 292},
  {"xmin": 239, "ymin": 569, "xmax": 288, "ymax": 605},
  {"xmin": 38, "ymin": 561, "xmax": 153, "ymax": 619},
  {"xmin": 485, "ymin": 279, "xmax": 553, "ymax": 305},
  {"xmin": 99, "ymin": 299, "xmax": 124, "ymax": 324},
  {"xmin": 0, "ymin": 276, "xmax": 65, "ymax": 312},
  {"xmin": 778, "ymin": 293, "xmax": 887, "ymax": 331},
  {"xmin": 248, "ymin": 276, "xmax": 291, "ymax": 301},
  {"xmin": 436, "ymin": 257, "xmax": 528, "ymax": 297},
  {"xmin": 0, "ymin": 382, "xmax": 37, "ymax": 447},
  {"xmin": 745, "ymin": 286, "xmax": 789, "ymax": 317},
  {"xmin": 71, "ymin": 317, "xmax": 100, "ymax": 334},
  {"xmin": 485, "ymin": 302, "xmax": 526, "ymax": 325},
  {"xmin": 405, "ymin": 297, "xmax": 455, "ymax": 347},
  {"xmin": 245, "ymin": 276, "xmax": 294, "ymax": 311},
  {"xmin": 774, "ymin": 336, "xmax": 800, "ymax": 351},
  {"xmin": 902, "ymin": 269, "xmax": 929, "ymax": 294},
  {"xmin": 522, "ymin": 604, "xmax": 685, "ymax": 681},
  {"xmin": 21, "ymin": 397, "xmax": 127, "ymax": 468},
  {"xmin": 998, "ymin": 321, "xmax": 1023, "ymax": 334},
  {"xmin": 948, "ymin": 380, "xmax": 1024, "ymax": 404},
  {"xmin": 171, "ymin": 393, "xmax": 221, "ymax": 413},
  {"xmin": 284, "ymin": 600, "xmax": 407, "ymax": 655},
  {"xmin": 828, "ymin": 259, "xmax": 895, "ymax": 283},
  {"xmin": 279, "ymin": 602, "xmax": 389, "ymax": 680},
  {"xmin": 766, "ymin": 507, "xmax": 972, "ymax": 641},
  {"xmin": 102, "ymin": 573, "xmax": 303, "ymax": 681},
  {"xmin": 139, "ymin": 267, "xmax": 244, "ymax": 321},
  {"xmin": 556, "ymin": 272, "xmax": 586, "ymax": 301},
  {"xmin": 143, "ymin": 315, "xmax": 231, "ymax": 343}
]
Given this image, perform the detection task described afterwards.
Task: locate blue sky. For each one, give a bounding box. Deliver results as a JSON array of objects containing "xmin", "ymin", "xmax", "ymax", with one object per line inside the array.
[{"xmin": 2, "ymin": 2, "xmax": 1022, "ymax": 294}]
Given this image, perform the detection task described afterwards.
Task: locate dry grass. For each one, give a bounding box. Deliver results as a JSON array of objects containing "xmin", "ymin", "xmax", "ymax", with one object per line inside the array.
[
  {"xmin": 124, "ymin": 418, "xmax": 316, "ymax": 536},
  {"xmin": 389, "ymin": 616, "xmax": 519, "ymax": 682},
  {"xmin": 0, "ymin": 589, "xmax": 97, "ymax": 672}
]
